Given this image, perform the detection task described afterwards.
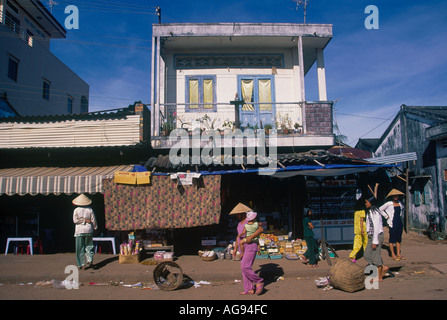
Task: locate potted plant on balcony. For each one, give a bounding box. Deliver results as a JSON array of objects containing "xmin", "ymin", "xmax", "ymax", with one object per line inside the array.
[
  {"xmin": 162, "ymin": 112, "xmax": 177, "ymax": 136},
  {"xmin": 264, "ymin": 124, "xmax": 272, "ymax": 135},
  {"xmin": 222, "ymin": 120, "xmax": 235, "ymax": 133},
  {"xmin": 196, "ymin": 114, "xmax": 216, "ymax": 133},
  {"xmin": 294, "ymin": 122, "xmax": 302, "ymax": 134},
  {"xmin": 162, "ymin": 121, "xmax": 172, "ymax": 136},
  {"xmin": 275, "ymin": 113, "xmax": 293, "ymax": 134}
]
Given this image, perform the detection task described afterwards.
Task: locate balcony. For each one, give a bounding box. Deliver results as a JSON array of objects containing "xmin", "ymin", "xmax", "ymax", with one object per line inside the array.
[
  {"xmin": 0, "ymin": 11, "xmax": 33, "ymax": 47},
  {"xmin": 150, "ymin": 101, "xmax": 334, "ymax": 150}
]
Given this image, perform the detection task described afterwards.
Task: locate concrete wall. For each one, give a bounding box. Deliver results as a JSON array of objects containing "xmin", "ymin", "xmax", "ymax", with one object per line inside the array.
[
  {"xmin": 162, "ymin": 47, "xmax": 304, "ymax": 130},
  {"xmin": 0, "ymin": 24, "xmax": 89, "ymax": 116}
]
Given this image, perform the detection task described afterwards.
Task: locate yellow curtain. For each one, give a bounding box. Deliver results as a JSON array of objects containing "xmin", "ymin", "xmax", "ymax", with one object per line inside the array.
[
  {"xmin": 241, "ymin": 79, "xmax": 254, "ymax": 111},
  {"xmin": 203, "ymin": 79, "xmax": 213, "ymax": 109},
  {"xmin": 258, "ymin": 79, "xmax": 272, "ymax": 111},
  {"xmin": 189, "ymin": 79, "xmax": 199, "ymax": 109}
]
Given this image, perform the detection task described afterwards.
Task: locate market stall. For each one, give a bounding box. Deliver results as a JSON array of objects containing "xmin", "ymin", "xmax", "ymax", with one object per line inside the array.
[{"xmin": 112, "ymin": 150, "xmax": 398, "ymax": 260}]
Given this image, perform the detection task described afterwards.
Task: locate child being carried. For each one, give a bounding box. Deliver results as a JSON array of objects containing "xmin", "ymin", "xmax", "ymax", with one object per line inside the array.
[{"xmin": 238, "ymin": 211, "xmax": 259, "ymax": 258}]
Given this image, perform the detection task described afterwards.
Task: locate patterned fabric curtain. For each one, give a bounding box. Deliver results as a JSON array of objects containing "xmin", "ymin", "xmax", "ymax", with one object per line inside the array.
[
  {"xmin": 189, "ymin": 79, "xmax": 199, "ymax": 109},
  {"xmin": 258, "ymin": 79, "xmax": 272, "ymax": 111},
  {"xmin": 103, "ymin": 175, "xmax": 221, "ymax": 230},
  {"xmin": 203, "ymin": 79, "xmax": 214, "ymax": 109},
  {"xmin": 241, "ymin": 79, "xmax": 254, "ymax": 111}
]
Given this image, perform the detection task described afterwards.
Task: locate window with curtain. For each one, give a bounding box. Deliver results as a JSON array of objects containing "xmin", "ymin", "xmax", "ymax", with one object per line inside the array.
[
  {"xmin": 241, "ymin": 79, "xmax": 254, "ymax": 111},
  {"xmin": 258, "ymin": 79, "xmax": 272, "ymax": 111},
  {"xmin": 241, "ymin": 78, "xmax": 272, "ymax": 111},
  {"xmin": 186, "ymin": 75, "xmax": 216, "ymax": 112}
]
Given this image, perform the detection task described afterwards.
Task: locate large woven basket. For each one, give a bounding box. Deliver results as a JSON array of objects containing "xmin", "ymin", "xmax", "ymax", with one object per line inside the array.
[{"xmin": 329, "ymin": 258, "xmax": 365, "ymax": 293}]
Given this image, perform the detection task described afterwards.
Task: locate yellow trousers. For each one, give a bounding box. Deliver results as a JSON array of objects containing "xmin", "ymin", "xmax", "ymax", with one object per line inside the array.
[{"xmin": 349, "ymin": 234, "xmax": 368, "ymax": 259}]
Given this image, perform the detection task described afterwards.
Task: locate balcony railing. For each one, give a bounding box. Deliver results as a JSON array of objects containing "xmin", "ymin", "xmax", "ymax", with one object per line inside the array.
[
  {"xmin": 0, "ymin": 11, "xmax": 33, "ymax": 47},
  {"xmin": 157, "ymin": 101, "xmax": 333, "ymax": 138}
]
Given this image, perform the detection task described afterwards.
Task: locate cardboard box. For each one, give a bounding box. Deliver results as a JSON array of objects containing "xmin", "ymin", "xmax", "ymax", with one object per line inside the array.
[
  {"xmin": 119, "ymin": 254, "xmax": 141, "ymax": 264},
  {"xmin": 136, "ymin": 172, "xmax": 151, "ymax": 185},
  {"xmin": 114, "ymin": 171, "xmax": 137, "ymax": 185}
]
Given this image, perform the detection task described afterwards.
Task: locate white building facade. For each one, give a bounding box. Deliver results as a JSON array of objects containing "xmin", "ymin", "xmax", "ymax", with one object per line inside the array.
[
  {"xmin": 0, "ymin": 0, "xmax": 89, "ymax": 116},
  {"xmin": 150, "ymin": 23, "xmax": 334, "ymax": 150}
]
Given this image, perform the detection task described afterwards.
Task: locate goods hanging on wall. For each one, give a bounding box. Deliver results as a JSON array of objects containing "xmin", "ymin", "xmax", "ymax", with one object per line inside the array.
[{"xmin": 306, "ymin": 178, "xmax": 357, "ymax": 244}]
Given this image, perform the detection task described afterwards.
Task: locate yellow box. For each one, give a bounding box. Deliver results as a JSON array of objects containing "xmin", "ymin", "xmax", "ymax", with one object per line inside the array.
[
  {"xmin": 114, "ymin": 171, "xmax": 137, "ymax": 185},
  {"xmin": 136, "ymin": 172, "xmax": 151, "ymax": 185}
]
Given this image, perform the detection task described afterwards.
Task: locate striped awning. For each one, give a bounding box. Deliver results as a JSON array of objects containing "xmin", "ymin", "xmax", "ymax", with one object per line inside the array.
[{"xmin": 0, "ymin": 165, "xmax": 133, "ymax": 196}]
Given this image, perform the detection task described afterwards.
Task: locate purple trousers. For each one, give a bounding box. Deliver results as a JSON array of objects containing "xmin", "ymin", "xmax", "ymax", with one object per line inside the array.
[{"xmin": 241, "ymin": 242, "xmax": 263, "ymax": 293}]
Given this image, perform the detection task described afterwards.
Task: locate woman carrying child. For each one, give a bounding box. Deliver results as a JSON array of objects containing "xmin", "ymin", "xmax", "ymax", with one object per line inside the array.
[{"xmin": 230, "ymin": 203, "xmax": 264, "ymax": 295}]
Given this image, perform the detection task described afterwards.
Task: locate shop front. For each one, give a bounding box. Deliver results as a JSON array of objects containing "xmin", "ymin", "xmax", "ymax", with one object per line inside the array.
[
  {"xmin": 0, "ymin": 165, "xmax": 132, "ymax": 253},
  {"xmin": 128, "ymin": 151, "xmax": 398, "ymax": 258}
]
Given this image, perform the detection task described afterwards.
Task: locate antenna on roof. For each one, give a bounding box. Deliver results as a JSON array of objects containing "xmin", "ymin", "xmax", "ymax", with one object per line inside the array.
[
  {"xmin": 155, "ymin": 6, "xmax": 161, "ymax": 24},
  {"xmin": 48, "ymin": 0, "xmax": 58, "ymax": 13},
  {"xmin": 292, "ymin": 0, "xmax": 310, "ymax": 24}
]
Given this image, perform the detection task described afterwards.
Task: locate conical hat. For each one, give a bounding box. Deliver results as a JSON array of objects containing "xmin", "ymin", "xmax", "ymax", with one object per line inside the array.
[
  {"xmin": 72, "ymin": 194, "xmax": 92, "ymax": 206},
  {"xmin": 230, "ymin": 203, "xmax": 252, "ymax": 215},
  {"xmin": 386, "ymin": 189, "xmax": 405, "ymax": 198}
]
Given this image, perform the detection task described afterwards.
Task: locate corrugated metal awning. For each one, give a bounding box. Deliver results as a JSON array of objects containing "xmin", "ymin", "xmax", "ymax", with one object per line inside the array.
[
  {"xmin": 365, "ymin": 152, "xmax": 417, "ymax": 164},
  {"xmin": 0, "ymin": 165, "xmax": 133, "ymax": 196}
]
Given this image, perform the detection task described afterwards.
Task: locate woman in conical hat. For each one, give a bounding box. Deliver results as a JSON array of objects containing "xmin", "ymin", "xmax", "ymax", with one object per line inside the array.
[
  {"xmin": 379, "ymin": 189, "xmax": 405, "ymax": 261},
  {"xmin": 72, "ymin": 194, "xmax": 97, "ymax": 269},
  {"xmin": 230, "ymin": 203, "xmax": 264, "ymax": 295},
  {"xmin": 230, "ymin": 203, "xmax": 251, "ymax": 260},
  {"xmin": 72, "ymin": 194, "xmax": 92, "ymax": 206},
  {"xmin": 386, "ymin": 189, "xmax": 405, "ymax": 198},
  {"xmin": 229, "ymin": 202, "xmax": 252, "ymax": 215}
]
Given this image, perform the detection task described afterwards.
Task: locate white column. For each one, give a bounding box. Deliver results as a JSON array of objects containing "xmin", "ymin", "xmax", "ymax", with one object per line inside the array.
[
  {"xmin": 150, "ymin": 36, "xmax": 156, "ymax": 137},
  {"xmin": 298, "ymin": 36, "xmax": 306, "ymax": 133},
  {"xmin": 155, "ymin": 36, "xmax": 161, "ymax": 137},
  {"xmin": 316, "ymin": 48, "xmax": 327, "ymax": 101}
]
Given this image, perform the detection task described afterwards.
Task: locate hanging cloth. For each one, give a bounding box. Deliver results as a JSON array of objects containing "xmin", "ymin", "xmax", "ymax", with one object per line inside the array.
[{"xmin": 241, "ymin": 79, "xmax": 254, "ymax": 111}]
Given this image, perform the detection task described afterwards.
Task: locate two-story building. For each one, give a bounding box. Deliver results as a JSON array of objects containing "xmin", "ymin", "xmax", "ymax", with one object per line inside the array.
[
  {"xmin": 0, "ymin": 0, "xmax": 89, "ymax": 116},
  {"xmin": 150, "ymin": 23, "xmax": 334, "ymax": 151}
]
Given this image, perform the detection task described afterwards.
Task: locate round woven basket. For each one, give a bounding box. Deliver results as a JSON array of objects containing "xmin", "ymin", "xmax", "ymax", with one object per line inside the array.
[
  {"xmin": 201, "ymin": 255, "xmax": 217, "ymax": 261},
  {"xmin": 329, "ymin": 258, "xmax": 365, "ymax": 293},
  {"xmin": 153, "ymin": 261, "xmax": 184, "ymax": 291}
]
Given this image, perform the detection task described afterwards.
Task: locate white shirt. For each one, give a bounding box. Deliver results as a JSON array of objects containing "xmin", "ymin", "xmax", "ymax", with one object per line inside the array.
[
  {"xmin": 73, "ymin": 206, "xmax": 97, "ymax": 236},
  {"xmin": 379, "ymin": 201, "xmax": 404, "ymax": 228},
  {"xmin": 366, "ymin": 207, "xmax": 383, "ymax": 245}
]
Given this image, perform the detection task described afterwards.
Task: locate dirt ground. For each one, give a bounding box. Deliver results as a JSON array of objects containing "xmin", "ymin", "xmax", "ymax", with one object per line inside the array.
[{"xmin": 1, "ymin": 230, "xmax": 446, "ymax": 313}]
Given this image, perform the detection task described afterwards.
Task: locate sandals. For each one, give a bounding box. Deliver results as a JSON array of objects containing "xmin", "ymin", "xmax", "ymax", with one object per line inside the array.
[
  {"xmin": 300, "ymin": 255, "xmax": 309, "ymax": 264},
  {"xmin": 384, "ymin": 272, "xmax": 395, "ymax": 278},
  {"xmin": 255, "ymin": 282, "xmax": 264, "ymax": 295},
  {"xmin": 239, "ymin": 290, "xmax": 254, "ymax": 295}
]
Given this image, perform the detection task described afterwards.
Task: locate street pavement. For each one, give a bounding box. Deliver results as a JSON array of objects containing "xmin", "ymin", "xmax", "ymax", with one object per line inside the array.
[{"xmin": 1, "ymin": 230, "xmax": 447, "ymax": 302}]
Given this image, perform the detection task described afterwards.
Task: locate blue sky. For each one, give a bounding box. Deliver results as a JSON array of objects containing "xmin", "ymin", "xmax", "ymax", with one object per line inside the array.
[{"xmin": 47, "ymin": 0, "xmax": 447, "ymax": 146}]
